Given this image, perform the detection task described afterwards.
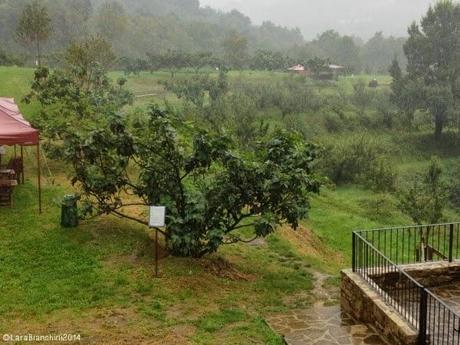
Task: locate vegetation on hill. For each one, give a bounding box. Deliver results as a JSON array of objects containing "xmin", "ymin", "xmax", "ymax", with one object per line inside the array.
[{"xmin": 0, "ymin": 0, "xmax": 405, "ymax": 73}]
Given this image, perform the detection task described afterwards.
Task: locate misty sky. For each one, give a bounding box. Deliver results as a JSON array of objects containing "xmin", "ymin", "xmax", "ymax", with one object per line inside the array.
[{"xmin": 200, "ymin": 0, "xmax": 436, "ymax": 39}]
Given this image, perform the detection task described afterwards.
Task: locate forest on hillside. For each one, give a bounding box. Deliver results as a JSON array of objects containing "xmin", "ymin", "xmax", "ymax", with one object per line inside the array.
[{"xmin": 0, "ymin": 0, "xmax": 406, "ymax": 73}]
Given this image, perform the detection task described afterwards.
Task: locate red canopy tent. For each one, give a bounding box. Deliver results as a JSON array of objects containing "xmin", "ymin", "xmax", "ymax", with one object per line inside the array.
[{"xmin": 0, "ymin": 98, "xmax": 42, "ymax": 213}]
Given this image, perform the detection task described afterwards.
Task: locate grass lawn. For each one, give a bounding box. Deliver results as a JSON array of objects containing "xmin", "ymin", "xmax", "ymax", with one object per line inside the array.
[{"xmin": 0, "ymin": 171, "xmax": 326, "ymax": 344}]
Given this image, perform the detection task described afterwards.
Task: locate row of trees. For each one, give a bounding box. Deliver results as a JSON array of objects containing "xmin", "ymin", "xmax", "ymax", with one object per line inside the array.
[
  {"xmin": 1, "ymin": 0, "xmax": 303, "ymax": 66},
  {"xmin": 289, "ymin": 30, "xmax": 406, "ymax": 74},
  {"xmin": 7, "ymin": 0, "xmax": 406, "ymax": 73}
]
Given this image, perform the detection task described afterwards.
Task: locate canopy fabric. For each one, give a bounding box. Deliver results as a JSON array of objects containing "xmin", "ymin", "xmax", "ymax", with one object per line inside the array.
[{"xmin": 0, "ymin": 98, "xmax": 39, "ymax": 145}]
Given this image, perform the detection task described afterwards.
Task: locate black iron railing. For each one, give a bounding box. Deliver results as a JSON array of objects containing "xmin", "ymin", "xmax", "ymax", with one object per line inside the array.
[
  {"xmin": 426, "ymin": 291, "xmax": 460, "ymax": 345},
  {"xmin": 355, "ymin": 223, "xmax": 460, "ymax": 265},
  {"xmin": 352, "ymin": 223, "xmax": 460, "ymax": 345}
]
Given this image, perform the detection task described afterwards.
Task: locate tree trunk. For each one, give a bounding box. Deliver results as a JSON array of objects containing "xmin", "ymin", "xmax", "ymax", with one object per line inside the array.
[
  {"xmin": 36, "ymin": 36, "xmax": 41, "ymax": 67},
  {"xmin": 434, "ymin": 114, "xmax": 444, "ymax": 141}
]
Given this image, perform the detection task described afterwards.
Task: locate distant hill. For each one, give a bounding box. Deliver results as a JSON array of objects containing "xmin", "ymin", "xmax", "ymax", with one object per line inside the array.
[
  {"xmin": 0, "ymin": 0, "xmax": 304, "ymax": 61},
  {"xmin": 0, "ymin": 0, "xmax": 406, "ymax": 73}
]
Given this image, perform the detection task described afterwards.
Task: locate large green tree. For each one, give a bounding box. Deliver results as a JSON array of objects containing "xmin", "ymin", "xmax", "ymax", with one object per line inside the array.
[
  {"xmin": 63, "ymin": 107, "xmax": 322, "ymax": 257},
  {"xmin": 27, "ymin": 62, "xmax": 322, "ymax": 258},
  {"xmin": 63, "ymin": 35, "xmax": 116, "ymax": 88},
  {"xmin": 16, "ymin": 0, "xmax": 52, "ymax": 66},
  {"xmin": 403, "ymin": 1, "xmax": 460, "ymax": 139}
]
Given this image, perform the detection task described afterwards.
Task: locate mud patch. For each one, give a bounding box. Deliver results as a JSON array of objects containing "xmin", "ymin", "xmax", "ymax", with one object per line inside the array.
[{"xmin": 198, "ymin": 257, "xmax": 255, "ymax": 281}]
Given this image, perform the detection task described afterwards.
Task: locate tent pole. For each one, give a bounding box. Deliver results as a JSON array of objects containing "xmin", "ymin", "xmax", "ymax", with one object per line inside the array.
[
  {"xmin": 37, "ymin": 142, "xmax": 42, "ymax": 214},
  {"xmin": 20, "ymin": 146, "xmax": 24, "ymax": 184}
]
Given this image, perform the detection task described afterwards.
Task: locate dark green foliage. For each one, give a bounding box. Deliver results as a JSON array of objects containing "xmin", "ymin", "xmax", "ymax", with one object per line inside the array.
[
  {"xmin": 320, "ymin": 135, "xmax": 397, "ymax": 192},
  {"xmin": 1, "ymin": 0, "xmax": 304, "ymax": 66},
  {"xmin": 399, "ymin": 157, "xmax": 448, "ymax": 224},
  {"xmin": 26, "ymin": 65, "xmax": 133, "ymax": 154},
  {"xmin": 119, "ymin": 57, "xmax": 149, "ymax": 76},
  {"xmin": 399, "ymin": 1, "xmax": 460, "ymax": 139},
  {"xmin": 24, "ymin": 40, "xmax": 133, "ymax": 151},
  {"xmin": 389, "ymin": 58, "xmax": 420, "ymax": 127},
  {"xmin": 60, "ymin": 107, "xmax": 322, "ymax": 257}
]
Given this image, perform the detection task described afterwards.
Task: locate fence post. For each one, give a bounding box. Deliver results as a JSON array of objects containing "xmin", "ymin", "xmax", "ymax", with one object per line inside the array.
[
  {"xmin": 352, "ymin": 232, "xmax": 356, "ymax": 272},
  {"xmin": 449, "ymin": 223, "xmax": 454, "ymax": 263},
  {"xmin": 417, "ymin": 288, "xmax": 428, "ymax": 345}
]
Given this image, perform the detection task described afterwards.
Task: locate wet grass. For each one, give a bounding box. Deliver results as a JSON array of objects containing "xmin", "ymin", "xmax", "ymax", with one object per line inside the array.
[{"xmin": 0, "ymin": 175, "xmax": 320, "ymax": 343}]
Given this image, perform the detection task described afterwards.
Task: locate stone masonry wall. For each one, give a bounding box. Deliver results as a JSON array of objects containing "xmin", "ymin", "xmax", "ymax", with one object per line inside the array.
[
  {"xmin": 403, "ymin": 261, "xmax": 460, "ymax": 287},
  {"xmin": 341, "ymin": 269, "xmax": 418, "ymax": 345}
]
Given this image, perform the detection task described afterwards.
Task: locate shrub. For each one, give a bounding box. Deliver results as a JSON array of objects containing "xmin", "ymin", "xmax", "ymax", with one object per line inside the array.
[
  {"xmin": 399, "ymin": 157, "xmax": 448, "ymax": 224},
  {"xmin": 319, "ymin": 134, "xmax": 397, "ymax": 191},
  {"xmin": 352, "ymin": 79, "xmax": 375, "ymax": 116},
  {"xmin": 0, "ymin": 49, "xmax": 23, "ymax": 66},
  {"xmin": 365, "ymin": 157, "xmax": 397, "ymax": 192},
  {"xmin": 323, "ymin": 112, "xmax": 345, "ymax": 133}
]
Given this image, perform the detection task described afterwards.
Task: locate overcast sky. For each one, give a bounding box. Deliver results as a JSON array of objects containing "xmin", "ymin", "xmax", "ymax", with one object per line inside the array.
[{"xmin": 200, "ymin": 0, "xmax": 436, "ymax": 40}]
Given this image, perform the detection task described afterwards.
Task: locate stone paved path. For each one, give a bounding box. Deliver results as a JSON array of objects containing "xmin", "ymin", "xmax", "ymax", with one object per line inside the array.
[
  {"xmin": 266, "ymin": 272, "xmax": 388, "ymax": 345},
  {"xmin": 266, "ymin": 304, "xmax": 387, "ymax": 345}
]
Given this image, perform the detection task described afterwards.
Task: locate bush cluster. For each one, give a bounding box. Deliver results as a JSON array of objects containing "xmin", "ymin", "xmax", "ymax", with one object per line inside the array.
[{"xmin": 319, "ymin": 134, "xmax": 397, "ymax": 192}]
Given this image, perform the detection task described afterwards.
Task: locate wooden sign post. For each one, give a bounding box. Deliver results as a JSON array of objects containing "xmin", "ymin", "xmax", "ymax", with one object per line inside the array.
[{"xmin": 149, "ymin": 206, "xmax": 166, "ymax": 277}]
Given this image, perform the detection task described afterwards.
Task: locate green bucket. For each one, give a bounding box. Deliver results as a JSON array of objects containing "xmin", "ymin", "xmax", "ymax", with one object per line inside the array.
[{"xmin": 61, "ymin": 194, "xmax": 79, "ymax": 228}]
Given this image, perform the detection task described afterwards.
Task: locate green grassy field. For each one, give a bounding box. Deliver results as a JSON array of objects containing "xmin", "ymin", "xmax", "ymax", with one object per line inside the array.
[{"xmin": 1, "ymin": 66, "xmax": 459, "ymax": 344}]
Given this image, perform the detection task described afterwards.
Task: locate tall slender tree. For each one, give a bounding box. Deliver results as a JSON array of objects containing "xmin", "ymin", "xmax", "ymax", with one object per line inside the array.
[
  {"xmin": 16, "ymin": 0, "xmax": 52, "ymax": 66},
  {"xmin": 403, "ymin": 1, "xmax": 460, "ymax": 140}
]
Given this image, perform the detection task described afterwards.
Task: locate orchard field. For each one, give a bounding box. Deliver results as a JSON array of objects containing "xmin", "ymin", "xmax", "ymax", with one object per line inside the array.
[{"xmin": 1, "ymin": 66, "xmax": 460, "ymax": 344}]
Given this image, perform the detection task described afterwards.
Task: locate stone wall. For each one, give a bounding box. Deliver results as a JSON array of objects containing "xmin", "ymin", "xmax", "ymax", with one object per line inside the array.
[
  {"xmin": 403, "ymin": 261, "xmax": 460, "ymax": 287},
  {"xmin": 341, "ymin": 269, "xmax": 418, "ymax": 345}
]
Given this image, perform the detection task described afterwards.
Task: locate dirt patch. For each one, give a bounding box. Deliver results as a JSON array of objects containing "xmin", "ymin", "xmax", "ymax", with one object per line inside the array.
[
  {"xmin": 198, "ymin": 257, "xmax": 255, "ymax": 281},
  {"xmin": 278, "ymin": 224, "xmax": 344, "ymax": 266}
]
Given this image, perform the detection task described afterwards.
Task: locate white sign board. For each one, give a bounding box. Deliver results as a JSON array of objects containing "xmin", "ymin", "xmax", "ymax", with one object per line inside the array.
[{"xmin": 149, "ymin": 206, "xmax": 166, "ymax": 228}]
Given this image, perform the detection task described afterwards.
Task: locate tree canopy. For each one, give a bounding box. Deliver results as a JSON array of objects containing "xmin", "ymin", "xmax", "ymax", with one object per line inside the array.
[
  {"xmin": 16, "ymin": 0, "xmax": 52, "ymax": 66},
  {"xmin": 395, "ymin": 0, "xmax": 460, "ymax": 139}
]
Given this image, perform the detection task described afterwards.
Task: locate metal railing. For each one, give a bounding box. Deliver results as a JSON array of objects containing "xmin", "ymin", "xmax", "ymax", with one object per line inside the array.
[
  {"xmin": 355, "ymin": 223, "xmax": 460, "ymax": 265},
  {"xmin": 426, "ymin": 291, "xmax": 460, "ymax": 344},
  {"xmin": 352, "ymin": 223, "xmax": 460, "ymax": 345}
]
